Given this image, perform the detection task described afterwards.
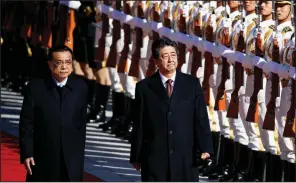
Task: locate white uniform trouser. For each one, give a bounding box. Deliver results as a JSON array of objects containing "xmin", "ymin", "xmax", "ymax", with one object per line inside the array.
[
  {"xmin": 109, "ymin": 30, "xmax": 125, "ymax": 93},
  {"xmin": 276, "ymin": 86, "xmax": 295, "ymax": 163},
  {"xmin": 229, "ymin": 71, "xmax": 249, "ymax": 146},
  {"xmin": 209, "ymin": 63, "xmax": 220, "ymax": 132},
  {"xmin": 214, "ymin": 63, "xmax": 231, "ymax": 138},
  {"xmin": 244, "ymin": 75, "xmax": 265, "ymax": 151},
  {"xmin": 180, "ymin": 51, "xmax": 190, "ymax": 74}
]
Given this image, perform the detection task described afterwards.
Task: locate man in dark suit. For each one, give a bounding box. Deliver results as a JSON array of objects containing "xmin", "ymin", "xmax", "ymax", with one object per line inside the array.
[
  {"xmin": 130, "ymin": 37, "xmax": 214, "ymax": 181},
  {"xmin": 19, "ymin": 45, "xmax": 88, "ymax": 181}
]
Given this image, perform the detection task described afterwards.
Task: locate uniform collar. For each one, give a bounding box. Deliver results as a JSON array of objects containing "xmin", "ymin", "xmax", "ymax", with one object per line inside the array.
[{"xmin": 277, "ymin": 21, "xmax": 293, "ymax": 32}]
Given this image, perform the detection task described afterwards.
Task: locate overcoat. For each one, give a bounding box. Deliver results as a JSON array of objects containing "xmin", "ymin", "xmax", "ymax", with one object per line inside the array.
[
  {"xmin": 130, "ymin": 71, "xmax": 213, "ymax": 181},
  {"xmin": 19, "ymin": 74, "xmax": 88, "ymax": 181}
]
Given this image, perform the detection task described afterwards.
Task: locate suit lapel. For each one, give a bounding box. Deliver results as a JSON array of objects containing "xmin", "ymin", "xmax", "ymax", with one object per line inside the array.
[
  {"xmin": 170, "ymin": 71, "xmax": 185, "ymax": 107},
  {"xmin": 148, "ymin": 71, "xmax": 170, "ymax": 104},
  {"xmin": 45, "ymin": 74, "xmax": 75, "ymax": 101}
]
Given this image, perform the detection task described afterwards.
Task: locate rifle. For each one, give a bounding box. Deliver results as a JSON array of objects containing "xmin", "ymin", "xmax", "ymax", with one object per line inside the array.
[
  {"xmin": 202, "ymin": 7, "xmax": 215, "ymax": 106},
  {"xmin": 163, "ymin": 1, "xmax": 172, "ymax": 29},
  {"xmin": 283, "ymin": 1, "xmax": 296, "ymax": 137},
  {"xmin": 106, "ymin": 0, "xmax": 122, "ymax": 68},
  {"xmin": 226, "ymin": 2, "xmax": 245, "ymax": 118},
  {"xmin": 176, "ymin": 2, "xmax": 187, "ymax": 71},
  {"xmin": 96, "ymin": 0, "xmax": 110, "ymax": 65},
  {"xmin": 146, "ymin": 2, "xmax": 161, "ymax": 77},
  {"xmin": 263, "ymin": 1, "xmax": 280, "ymax": 130},
  {"xmin": 190, "ymin": 5, "xmax": 203, "ymax": 76},
  {"xmin": 41, "ymin": 2, "xmax": 53, "ymax": 49},
  {"xmin": 62, "ymin": 3, "xmax": 76, "ymax": 50},
  {"xmin": 246, "ymin": 1, "xmax": 263, "ymax": 123},
  {"xmin": 214, "ymin": 0, "xmax": 230, "ymax": 111},
  {"xmin": 117, "ymin": 1, "xmax": 132, "ymax": 73},
  {"xmin": 128, "ymin": 1, "xmax": 144, "ymax": 78}
]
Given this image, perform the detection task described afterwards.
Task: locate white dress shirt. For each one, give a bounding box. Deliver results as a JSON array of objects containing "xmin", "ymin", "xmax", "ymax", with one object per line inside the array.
[
  {"xmin": 53, "ymin": 77, "xmax": 68, "ymax": 87},
  {"xmin": 159, "ymin": 71, "xmax": 176, "ymax": 89}
]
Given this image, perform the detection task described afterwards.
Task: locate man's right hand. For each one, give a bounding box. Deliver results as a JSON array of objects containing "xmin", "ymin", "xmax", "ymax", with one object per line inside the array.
[
  {"xmin": 24, "ymin": 157, "xmax": 35, "ymax": 175},
  {"xmin": 132, "ymin": 163, "xmax": 141, "ymax": 171}
]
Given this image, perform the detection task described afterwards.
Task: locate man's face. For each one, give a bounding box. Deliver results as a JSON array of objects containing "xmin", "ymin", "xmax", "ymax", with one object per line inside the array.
[
  {"xmin": 243, "ymin": 1, "xmax": 256, "ymax": 12},
  {"xmin": 276, "ymin": 3, "xmax": 291, "ymax": 21},
  {"xmin": 260, "ymin": 1, "xmax": 273, "ymax": 16},
  {"xmin": 48, "ymin": 51, "xmax": 73, "ymax": 82},
  {"xmin": 228, "ymin": 1, "xmax": 239, "ymax": 9},
  {"xmin": 154, "ymin": 46, "xmax": 178, "ymax": 74}
]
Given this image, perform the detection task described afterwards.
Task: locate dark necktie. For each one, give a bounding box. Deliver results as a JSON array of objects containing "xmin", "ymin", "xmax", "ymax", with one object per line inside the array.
[{"xmin": 166, "ymin": 79, "xmax": 173, "ymax": 97}]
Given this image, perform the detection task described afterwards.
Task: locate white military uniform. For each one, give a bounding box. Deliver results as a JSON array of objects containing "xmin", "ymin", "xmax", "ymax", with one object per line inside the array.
[
  {"xmin": 264, "ymin": 20, "xmax": 295, "ymax": 163},
  {"xmin": 214, "ymin": 6, "xmax": 235, "ymax": 139},
  {"xmin": 276, "ymin": 21, "xmax": 295, "ymax": 163},
  {"xmin": 186, "ymin": 2, "xmax": 203, "ymax": 77},
  {"xmin": 228, "ymin": 11, "xmax": 257, "ymax": 146},
  {"xmin": 222, "ymin": 9, "xmax": 243, "ymax": 142},
  {"xmin": 172, "ymin": 1, "xmax": 191, "ymax": 74},
  {"xmin": 245, "ymin": 19, "xmax": 279, "ymax": 154},
  {"xmin": 104, "ymin": 1, "xmax": 125, "ymax": 93}
]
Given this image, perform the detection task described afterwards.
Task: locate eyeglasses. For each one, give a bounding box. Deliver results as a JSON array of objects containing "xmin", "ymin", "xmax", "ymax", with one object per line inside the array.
[{"xmin": 50, "ymin": 60, "xmax": 73, "ymax": 67}]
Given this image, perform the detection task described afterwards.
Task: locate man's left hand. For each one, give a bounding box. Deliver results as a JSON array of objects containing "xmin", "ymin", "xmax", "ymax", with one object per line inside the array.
[{"xmin": 201, "ymin": 152, "xmax": 210, "ymax": 160}]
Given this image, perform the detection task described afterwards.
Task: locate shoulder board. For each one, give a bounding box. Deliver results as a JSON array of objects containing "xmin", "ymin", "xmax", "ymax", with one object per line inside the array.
[
  {"xmin": 252, "ymin": 18, "xmax": 257, "ymax": 22},
  {"xmin": 269, "ymin": 25, "xmax": 275, "ymax": 30},
  {"xmin": 234, "ymin": 15, "xmax": 241, "ymax": 21},
  {"xmin": 281, "ymin": 26, "xmax": 292, "ymax": 34}
]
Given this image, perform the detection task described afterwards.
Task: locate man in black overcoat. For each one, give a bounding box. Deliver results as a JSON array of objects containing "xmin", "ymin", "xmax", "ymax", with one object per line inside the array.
[
  {"xmin": 130, "ymin": 38, "xmax": 214, "ymax": 181},
  {"xmin": 19, "ymin": 45, "xmax": 88, "ymax": 181}
]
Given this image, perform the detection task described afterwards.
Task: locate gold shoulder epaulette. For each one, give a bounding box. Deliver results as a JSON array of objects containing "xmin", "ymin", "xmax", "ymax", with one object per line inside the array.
[
  {"xmin": 269, "ymin": 25, "xmax": 275, "ymax": 30},
  {"xmin": 281, "ymin": 26, "xmax": 292, "ymax": 34}
]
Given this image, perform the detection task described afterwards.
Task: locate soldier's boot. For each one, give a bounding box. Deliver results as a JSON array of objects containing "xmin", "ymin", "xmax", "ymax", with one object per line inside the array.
[
  {"xmin": 99, "ymin": 91, "xmax": 125, "ymax": 131},
  {"xmin": 87, "ymin": 83, "xmax": 110, "ymax": 123},
  {"xmin": 248, "ymin": 150, "xmax": 267, "ymax": 181},
  {"xmin": 283, "ymin": 160, "xmax": 296, "ymax": 181},
  {"xmin": 208, "ymin": 136, "xmax": 226, "ymax": 180},
  {"xmin": 231, "ymin": 144, "xmax": 251, "ymax": 181},
  {"xmin": 201, "ymin": 132, "xmax": 221, "ymax": 177},
  {"xmin": 218, "ymin": 139, "xmax": 236, "ymax": 182},
  {"xmin": 113, "ymin": 96, "xmax": 134, "ymax": 139},
  {"xmin": 265, "ymin": 153, "xmax": 283, "ymax": 181},
  {"xmin": 85, "ymin": 79, "xmax": 96, "ymax": 115}
]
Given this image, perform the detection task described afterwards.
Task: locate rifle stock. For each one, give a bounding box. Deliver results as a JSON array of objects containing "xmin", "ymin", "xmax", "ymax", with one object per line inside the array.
[
  {"xmin": 202, "ymin": 17, "xmax": 214, "ymax": 106},
  {"xmin": 146, "ymin": 4, "xmax": 160, "ymax": 77},
  {"xmin": 246, "ymin": 29, "xmax": 264, "ymax": 123},
  {"xmin": 214, "ymin": 26, "xmax": 230, "ymax": 111},
  {"xmin": 96, "ymin": 0, "xmax": 110, "ymax": 64},
  {"xmin": 283, "ymin": 48, "xmax": 296, "ymax": 137},
  {"xmin": 176, "ymin": 13, "xmax": 187, "ymax": 71},
  {"xmin": 118, "ymin": 2, "xmax": 131, "ymax": 73},
  {"xmin": 128, "ymin": 2, "xmax": 144, "ymax": 78},
  {"xmin": 262, "ymin": 37, "xmax": 280, "ymax": 130},
  {"xmin": 106, "ymin": 0, "xmax": 122, "ymax": 68},
  {"xmin": 191, "ymin": 12, "xmax": 202, "ymax": 76},
  {"xmin": 226, "ymin": 30, "xmax": 245, "ymax": 118}
]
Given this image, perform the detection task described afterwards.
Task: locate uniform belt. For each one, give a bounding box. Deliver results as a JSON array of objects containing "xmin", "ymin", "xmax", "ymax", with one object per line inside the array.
[
  {"xmin": 215, "ymin": 57, "xmax": 222, "ymax": 65},
  {"xmin": 281, "ymin": 78, "xmax": 290, "ymax": 88},
  {"xmin": 245, "ymin": 68, "xmax": 254, "ymax": 76}
]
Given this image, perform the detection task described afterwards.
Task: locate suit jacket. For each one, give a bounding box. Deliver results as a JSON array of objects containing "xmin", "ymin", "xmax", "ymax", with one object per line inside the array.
[
  {"xmin": 19, "ymin": 74, "xmax": 88, "ymax": 181},
  {"xmin": 130, "ymin": 71, "xmax": 213, "ymax": 182}
]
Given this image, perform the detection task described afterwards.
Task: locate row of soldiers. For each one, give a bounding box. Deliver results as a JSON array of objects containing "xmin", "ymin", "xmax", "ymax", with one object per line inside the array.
[{"xmin": 1, "ymin": 0, "xmax": 295, "ymax": 182}]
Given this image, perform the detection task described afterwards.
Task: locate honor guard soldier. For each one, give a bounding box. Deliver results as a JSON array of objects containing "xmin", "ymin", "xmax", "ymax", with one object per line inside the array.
[
  {"xmin": 73, "ymin": 0, "xmax": 98, "ymax": 115},
  {"xmin": 263, "ymin": 0, "xmax": 295, "ymax": 181},
  {"xmin": 244, "ymin": 1, "xmax": 279, "ymax": 181},
  {"xmin": 213, "ymin": 1, "xmax": 242, "ymax": 181},
  {"xmin": 94, "ymin": 0, "xmax": 124, "ymax": 134},
  {"xmin": 276, "ymin": 0, "xmax": 295, "ymax": 180},
  {"xmin": 225, "ymin": 0, "xmax": 258, "ymax": 181},
  {"xmin": 281, "ymin": 22, "xmax": 296, "ymax": 181}
]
